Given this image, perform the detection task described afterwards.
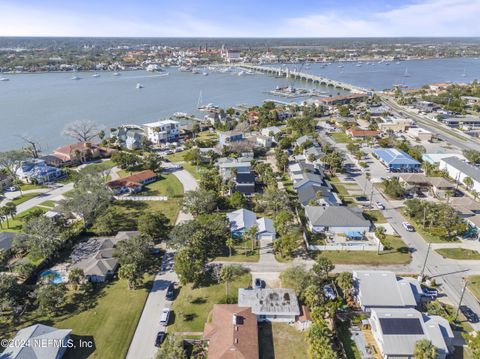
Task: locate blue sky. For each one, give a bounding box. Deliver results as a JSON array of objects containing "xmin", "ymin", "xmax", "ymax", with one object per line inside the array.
[{"xmin": 0, "ymin": 0, "xmax": 479, "ymax": 37}]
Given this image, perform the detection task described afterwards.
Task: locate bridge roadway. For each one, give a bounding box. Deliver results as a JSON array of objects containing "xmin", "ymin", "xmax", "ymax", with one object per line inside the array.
[{"xmin": 240, "ymin": 64, "xmax": 369, "ymax": 94}]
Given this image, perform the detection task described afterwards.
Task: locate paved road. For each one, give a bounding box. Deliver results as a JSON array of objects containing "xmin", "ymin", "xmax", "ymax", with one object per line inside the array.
[{"xmin": 126, "ymin": 166, "xmax": 198, "ymax": 359}]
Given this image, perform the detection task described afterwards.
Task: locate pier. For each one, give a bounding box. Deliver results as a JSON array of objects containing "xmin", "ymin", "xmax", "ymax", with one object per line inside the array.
[{"xmin": 240, "ymin": 64, "xmax": 369, "ymax": 93}]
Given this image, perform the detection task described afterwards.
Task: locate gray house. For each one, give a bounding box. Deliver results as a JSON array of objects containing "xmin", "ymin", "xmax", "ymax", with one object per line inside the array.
[{"xmin": 305, "ymin": 206, "xmax": 370, "ymax": 234}]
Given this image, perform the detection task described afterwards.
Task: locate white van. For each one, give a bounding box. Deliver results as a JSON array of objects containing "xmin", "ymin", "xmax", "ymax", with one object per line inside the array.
[{"xmin": 160, "ymin": 308, "xmax": 171, "ymax": 326}]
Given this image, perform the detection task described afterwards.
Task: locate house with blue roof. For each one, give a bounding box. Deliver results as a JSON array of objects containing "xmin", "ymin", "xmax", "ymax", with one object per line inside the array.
[
  {"xmin": 373, "ymin": 148, "xmax": 421, "ymax": 172},
  {"xmin": 18, "ymin": 159, "xmax": 65, "ymax": 184}
]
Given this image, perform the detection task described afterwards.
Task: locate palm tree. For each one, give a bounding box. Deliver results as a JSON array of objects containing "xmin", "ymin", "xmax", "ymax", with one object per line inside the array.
[
  {"xmin": 472, "ymin": 190, "xmax": 479, "ymax": 201},
  {"xmin": 220, "ymin": 265, "xmax": 235, "ymax": 303},
  {"xmin": 226, "ymin": 238, "xmax": 234, "ymax": 257},
  {"xmin": 413, "ymin": 339, "xmax": 437, "ymax": 359},
  {"xmin": 118, "ymin": 264, "xmax": 141, "ymax": 290},
  {"xmin": 463, "ymin": 176, "xmax": 474, "ymax": 191},
  {"xmin": 68, "ymin": 268, "xmax": 85, "ymax": 290}
]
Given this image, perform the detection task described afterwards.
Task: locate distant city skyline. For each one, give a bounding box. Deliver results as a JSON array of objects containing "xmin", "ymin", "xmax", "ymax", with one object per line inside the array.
[{"xmin": 0, "ymin": 0, "xmax": 479, "ymax": 38}]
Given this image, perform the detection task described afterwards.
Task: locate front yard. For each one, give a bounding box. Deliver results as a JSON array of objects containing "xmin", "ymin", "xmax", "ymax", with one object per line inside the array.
[
  {"xmin": 467, "ymin": 275, "xmax": 480, "ymax": 301},
  {"xmin": 258, "ymin": 322, "xmax": 309, "ymax": 359},
  {"xmin": 171, "ymin": 273, "xmax": 251, "ymax": 334},
  {"xmin": 0, "ymin": 276, "xmax": 152, "ymax": 359},
  {"xmin": 137, "ymin": 173, "xmax": 183, "ymax": 197},
  {"xmin": 214, "ymin": 238, "xmax": 260, "ymax": 263},
  {"xmin": 317, "ymin": 235, "xmax": 411, "ymax": 265}
]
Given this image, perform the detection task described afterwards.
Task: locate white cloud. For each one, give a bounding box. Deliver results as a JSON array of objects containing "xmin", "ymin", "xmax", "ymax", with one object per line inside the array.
[
  {"xmin": 0, "ymin": 0, "xmax": 479, "ymax": 37},
  {"xmin": 283, "ymin": 0, "xmax": 480, "ymax": 37}
]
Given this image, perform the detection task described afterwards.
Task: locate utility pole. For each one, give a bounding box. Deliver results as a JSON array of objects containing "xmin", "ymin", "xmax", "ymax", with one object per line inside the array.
[
  {"xmin": 455, "ymin": 279, "xmax": 468, "ymax": 321},
  {"xmin": 420, "ymin": 242, "xmax": 432, "ymax": 279}
]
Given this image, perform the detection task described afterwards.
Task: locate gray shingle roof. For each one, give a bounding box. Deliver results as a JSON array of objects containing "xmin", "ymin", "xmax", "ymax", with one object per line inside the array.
[
  {"xmin": 442, "ymin": 156, "xmax": 480, "ymax": 182},
  {"xmin": 305, "ymin": 206, "xmax": 370, "ymax": 228}
]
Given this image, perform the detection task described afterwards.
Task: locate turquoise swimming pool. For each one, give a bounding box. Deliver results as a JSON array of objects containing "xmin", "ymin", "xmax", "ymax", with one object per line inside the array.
[{"xmin": 40, "ymin": 269, "xmax": 65, "ymax": 284}]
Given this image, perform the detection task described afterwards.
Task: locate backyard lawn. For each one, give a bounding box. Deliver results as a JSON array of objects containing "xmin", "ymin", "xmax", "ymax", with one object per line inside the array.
[
  {"xmin": 171, "ymin": 273, "xmax": 251, "ymax": 333},
  {"xmin": 138, "ymin": 173, "xmax": 183, "ymax": 198},
  {"xmin": 329, "ymin": 132, "xmax": 352, "ymax": 143},
  {"xmin": 436, "ymin": 248, "xmax": 480, "ymax": 260},
  {"xmin": 166, "ymin": 151, "xmax": 203, "ymax": 179},
  {"xmin": 318, "ymin": 235, "xmax": 411, "ymax": 265},
  {"xmin": 258, "ymin": 322, "xmax": 309, "ymax": 359},
  {"xmin": 0, "ymin": 276, "xmax": 152, "ymax": 359}
]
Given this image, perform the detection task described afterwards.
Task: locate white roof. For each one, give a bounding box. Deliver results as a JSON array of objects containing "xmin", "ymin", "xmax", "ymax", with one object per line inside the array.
[
  {"xmin": 143, "ymin": 119, "xmax": 179, "ymax": 127},
  {"xmin": 227, "ymin": 208, "xmax": 257, "ymax": 232},
  {"xmin": 1, "ymin": 324, "xmax": 71, "ymax": 359},
  {"xmin": 256, "ymin": 217, "xmax": 275, "ymax": 235},
  {"xmin": 354, "ymin": 271, "xmax": 418, "ymax": 308}
]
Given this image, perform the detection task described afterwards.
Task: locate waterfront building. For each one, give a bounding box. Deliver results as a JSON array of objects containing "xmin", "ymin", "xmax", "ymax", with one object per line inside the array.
[{"xmin": 143, "ymin": 119, "xmax": 179, "ymax": 144}]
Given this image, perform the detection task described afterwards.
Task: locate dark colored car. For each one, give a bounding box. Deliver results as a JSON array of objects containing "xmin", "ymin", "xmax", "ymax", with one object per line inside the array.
[
  {"xmin": 460, "ymin": 305, "xmax": 479, "ymax": 323},
  {"xmin": 254, "ymin": 278, "xmax": 264, "ymax": 289},
  {"xmin": 166, "ymin": 283, "xmax": 175, "ymax": 300},
  {"xmin": 155, "ymin": 331, "xmax": 166, "ymax": 347}
]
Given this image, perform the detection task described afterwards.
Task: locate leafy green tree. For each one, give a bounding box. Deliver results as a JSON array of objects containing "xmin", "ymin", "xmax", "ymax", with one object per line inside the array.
[
  {"xmin": 307, "ymin": 320, "xmax": 336, "ymax": 359},
  {"xmin": 118, "ymin": 264, "xmax": 142, "ymax": 290},
  {"xmin": 275, "ymin": 148, "xmax": 289, "ymax": 172},
  {"xmin": 466, "ymin": 332, "xmax": 480, "ymax": 357},
  {"xmin": 229, "ymin": 192, "xmax": 245, "ymax": 209},
  {"xmin": 463, "ymin": 176, "xmax": 474, "ymax": 190},
  {"xmin": 0, "ymin": 150, "xmax": 29, "ymax": 184},
  {"xmin": 155, "ymin": 335, "xmax": 185, "ymax": 359},
  {"xmin": 68, "ymin": 268, "xmax": 85, "ymax": 290},
  {"xmin": 138, "ymin": 212, "xmax": 171, "ymax": 242},
  {"xmin": 199, "ymin": 168, "xmax": 222, "ymax": 193},
  {"xmin": 311, "ymin": 256, "xmax": 335, "ymax": 280},
  {"xmin": 181, "ymin": 190, "xmax": 217, "ymax": 216},
  {"xmin": 303, "ymin": 284, "xmax": 325, "ymax": 308},
  {"xmin": 382, "ymin": 177, "xmax": 406, "ymax": 199},
  {"xmin": 23, "ymin": 216, "xmax": 65, "ymax": 259},
  {"xmin": 274, "ymin": 210, "xmax": 295, "ymax": 236},
  {"xmin": 93, "ymin": 208, "xmax": 118, "ymax": 236},
  {"xmin": 274, "ymin": 230, "xmax": 300, "ymax": 258},
  {"xmin": 0, "ymin": 274, "xmax": 23, "ymax": 315},
  {"xmin": 115, "ymin": 234, "xmax": 152, "ymax": 270},
  {"xmin": 413, "ymin": 339, "xmax": 437, "ymax": 359},
  {"xmin": 258, "ymin": 187, "xmax": 291, "ymax": 214},
  {"xmin": 321, "ymin": 151, "xmax": 344, "ymax": 175},
  {"xmin": 35, "ymin": 284, "xmax": 66, "ymax": 316},
  {"xmin": 184, "ymin": 148, "xmax": 202, "ymax": 167},
  {"xmin": 336, "ymin": 272, "xmax": 354, "ymax": 295},
  {"xmin": 463, "ymin": 149, "xmax": 480, "ymax": 164},
  {"xmin": 174, "ymin": 247, "xmax": 207, "ymax": 286}
]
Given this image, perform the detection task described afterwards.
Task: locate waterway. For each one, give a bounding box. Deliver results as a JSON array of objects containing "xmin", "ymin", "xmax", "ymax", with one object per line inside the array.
[{"xmin": 0, "ymin": 57, "xmax": 479, "ymax": 151}]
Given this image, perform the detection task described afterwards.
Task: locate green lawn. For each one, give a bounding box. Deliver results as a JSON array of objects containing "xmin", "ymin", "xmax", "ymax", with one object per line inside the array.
[
  {"xmin": 137, "ymin": 174, "xmax": 183, "ymax": 198},
  {"xmin": 330, "ymin": 132, "xmax": 352, "ymax": 143},
  {"xmin": 402, "ymin": 211, "xmax": 460, "ymax": 243},
  {"xmin": 38, "ymin": 200, "xmax": 57, "ymax": 208},
  {"xmin": 166, "ymin": 152, "xmax": 203, "ymax": 179},
  {"xmin": 436, "ymin": 248, "xmax": 480, "ymax": 260},
  {"xmin": 215, "ymin": 238, "xmax": 260, "ymax": 263},
  {"xmin": 258, "ymin": 322, "xmax": 309, "ymax": 359},
  {"xmin": 363, "ymin": 210, "xmax": 387, "ymax": 224},
  {"xmin": 19, "ymin": 183, "xmax": 46, "ymax": 191},
  {"xmin": 467, "ymin": 276, "xmax": 480, "ymax": 301},
  {"xmin": 11, "ymin": 192, "xmax": 41, "ymax": 205},
  {"xmin": 171, "ymin": 273, "xmax": 251, "ymax": 333},
  {"xmin": 0, "ymin": 277, "xmax": 152, "ymax": 359},
  {"xmin": 0, "ymin": 207, "xmax": 48, "ymax": 233},
  {"xmin": 318, "ymin": 235, "xmax": 411, "ymax": 265}
]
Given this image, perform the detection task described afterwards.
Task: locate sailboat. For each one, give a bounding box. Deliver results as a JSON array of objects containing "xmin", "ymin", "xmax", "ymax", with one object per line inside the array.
[
  {"xmin": 461, "ymin": 68, "xmax": 467, "ymax": 77},
  {"xmin": 197, "ymin": 90, "xmax": 204, "ymax": 109},
  {"xmin": 404, "ymin": 67, "xmax": 410, "ymax": 78},
  {"xmin": 136, "ymin": 83, "xmax": 144, "ymax": 89}
]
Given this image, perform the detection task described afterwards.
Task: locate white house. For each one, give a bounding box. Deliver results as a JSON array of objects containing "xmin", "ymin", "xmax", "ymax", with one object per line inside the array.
[
  {"xmin": 304, "ymin": 206, "xmax": 371, "ymax": 234},
  {"xmin": 238, "ymin": 288, "xmax": 300, "ymax": 322},
  {"xmin": 256, "ymin": 217, "xmax": 276, "ymax": 240},
  {"xmin": 143, "ymin": 119, "xmax": 179, "ymax": 144},
  {"xmin": 370, "ymin": 308, "xmax": 454, "ymax": 359},
  {"xmin": 1, "ymin": 324, "xmax": 72, "ymax": 359},
  {"xmin": 438, "ymin": 156, "xmax": 480, "ymax": 193}
]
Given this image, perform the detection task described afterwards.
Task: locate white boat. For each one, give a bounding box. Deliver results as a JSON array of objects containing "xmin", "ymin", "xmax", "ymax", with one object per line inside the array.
[
  {"xmin": 179, "ymin": 66, "xmax": 192, "ymax": 72},
  {"xmin": 461, "ymin": 68, "xmax": 467, "ymax": 77},
  {"xmin": 404, "ymin": 67, "xmax": 410, "ymax": 77},
  {"xmin": 0, "ymin": 77, "xmax": 9, "ymax": 81},
  {"xmin": 71, "ymin": 76, "xmax": 81, "ymax": 80},
  {"xmin": 92, "ymin": 73, "xmax": 100, "ymax": 77},
  {"xmin": 395, "ymin": 61, "xmax": 401, "ymax": 65},
  {"xmin": 113, "ymin": 72, "xmax": 120, "ymax": 76},
  {"xmin": 136, "ymin": 83, "xmax": 143, "ymax": 89},
  {"xmin": 191, "ymin": 69, "xmax": 200, "ymax": 74},
  {"xmin": 174, "ymin": 112, "xmax": 188, "ymax": 118},
  {"xmin": 356, "ymin": 63, "xmax": 362, "ymax": 67},
  {"xmin": 338, "ymin": 64, "xmax": 344, "ymax": 68},
  {"xmin": 202, "ymin": 72, "xmax": 209, "ymax": 76},
  {"xmin": 237, "ymin": 71, "xmax": 245, "ymax": 76}
]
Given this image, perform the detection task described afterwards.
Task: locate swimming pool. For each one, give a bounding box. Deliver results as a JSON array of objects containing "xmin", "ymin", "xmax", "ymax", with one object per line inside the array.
[{"xmin": 40, "ymin": 269, "xmax": 66, "ymax": 284}]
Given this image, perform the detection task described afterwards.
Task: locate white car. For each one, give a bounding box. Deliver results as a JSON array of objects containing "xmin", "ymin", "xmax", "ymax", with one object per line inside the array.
[
  {"xmin": 160, "ymin": 308, "xmax": 171, "ymax": 326},
  {"xmin": 5, "ymin": 186, "xmax": 17, "ymax": 192},
  {"xmin": 375, "ymin": 202, "xmax": 385, "ymax": 210},
  {"xmin": 402, "ymin": 222, "xmax": 415, "ymax": 232}
]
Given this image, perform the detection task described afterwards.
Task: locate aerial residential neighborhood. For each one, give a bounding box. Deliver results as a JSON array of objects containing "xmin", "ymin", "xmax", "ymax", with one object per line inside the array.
[{"xmin": 2, "ymin": 3, "xmax": 480, "ymax": 359}]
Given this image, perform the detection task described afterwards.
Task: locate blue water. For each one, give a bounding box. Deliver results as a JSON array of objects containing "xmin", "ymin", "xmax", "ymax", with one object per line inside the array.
[{"xmin": 40, "ymin": 269, "xmax": 65, "ymax": 284}]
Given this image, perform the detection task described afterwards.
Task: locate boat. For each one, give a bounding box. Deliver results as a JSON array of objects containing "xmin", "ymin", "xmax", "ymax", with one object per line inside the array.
[
  {"xmin": 461, "ymin": 68, "xmax": 467, "ymax": 77},
  {"xmin": 92, "ymin": 73, "xmax": 100, "ymax": 77},
  {"xmin": 191, "ymin": 69, "xmax": 200, "ymax": 74},
  {"xmin": 179, "ymin": 66, "xmax": 192, "ymax": 72},
  {"xmin": 0, "ymin": 77, "xmax": 9, "ymax": 81},
  {"xmin": 338, "ymin": 64, "xmax": 344, "ymax": 68},
  {"xmin": 237, "ymin": 71, "xmax": 245, "ymax": 76},
  {"xmin": 173, "ymin": 112, "xmax": 189, "ymax": 118},
  {"xmin": 71, "ymin": 76, "xmax": 81, "ymax": 80},
  {"xmin": 113, "ymin": 72, "xmax": 120, "ymax": 76},
  {"xmin": 385, "ymin": 62, "xmax": 390, "ymax": 66},
  {"xmin": 395, "ymin": 61, "xmax": 401, "ymax": 65},
  {"xmin": 136, "ymin": 83, "xmax": 143, "ymax": 89},
  {"xmin": 356, "ymin": 63, "xmax": 362, "ymax": 67},
  {"xmin": 404, "ymin": 67, "xmax": 410, "ymax": 77},
  {"xmin": 202, "ymin": 71, "xmax": 209, "ymax": 76}
]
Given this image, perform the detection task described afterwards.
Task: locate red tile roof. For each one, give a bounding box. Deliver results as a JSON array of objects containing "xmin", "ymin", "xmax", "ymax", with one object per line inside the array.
[
  {"xmin": 346, "ymin": 129, "xmax": 380, "ymax": 137},
  {"xmin": 107, "ymin": 170, "xmax": 156, "ymax": 189}
]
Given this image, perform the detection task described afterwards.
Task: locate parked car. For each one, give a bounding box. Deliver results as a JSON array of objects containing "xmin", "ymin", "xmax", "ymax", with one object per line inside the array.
[
  {"xmin": 254, "ymin": 278, "xmax": 265, "ymax": 289},
  {"xmin": 421, "ymin": 288, "xmax": 438, "ymax": 299},
  {"xmin": 160, "ymin": 308, "xmax": 171, "ymax": 326},
  {"xmin": 460, "ymin": 305, "xmax": 479, "ymax": 323},
  {"xmin": 402, "ymin": 222, "xmax": 415, "ymax": 232},
  {"xmin": 5, "ymin": 186, "xmax": 17, "ymax": 192},
  {"xmin": 375, "ymin": 202, "xmax": 385, "ymax": 210},
  {"xmin": 323, "ymin": 284, "xmax": 336, "ymax": 300},
  {"xmin": 166, "ymin": 283, "xmax": 175, "ymax": 301},
  {"xmin": 155, "ymin": 331, "xmax": 166, "ymax": 347}
]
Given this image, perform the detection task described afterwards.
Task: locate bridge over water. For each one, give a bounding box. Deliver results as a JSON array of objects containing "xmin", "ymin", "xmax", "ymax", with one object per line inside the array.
[{"xmin": 240, "ymin": 64, "xmax": 369, "ymax": 94}]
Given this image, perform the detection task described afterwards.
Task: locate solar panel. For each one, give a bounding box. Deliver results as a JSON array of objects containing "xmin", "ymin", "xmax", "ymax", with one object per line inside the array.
[{"xmin": 379, "ymin": 318, "xmax": 424, "ymax": 335}]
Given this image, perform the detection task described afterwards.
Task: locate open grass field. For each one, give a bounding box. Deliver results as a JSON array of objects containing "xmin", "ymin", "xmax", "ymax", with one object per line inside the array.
[
  {"xmin": 0, "ymin": 276, "xmax": 152, "ymax": 359},
  {"xmin": 318, "ymin": 235, "xmax": 411, "ymax": 265},
  {"xmin": 137, "ymin": 173, "xmax": 183, "ymax": 198},
  {"xmin": 329, "ymin": 132, "xmax": 352, "ymax": 143},
  {"xmin": 171, "ymin": 273, "xmax": 251, "ymax": 333},
  {"xmin": 436, "ymin": 248, "xmax": 480, "ymax": 260},
  {"xmin": 258, "ymin": 322, "xmax": 309, "ymax": 359}
]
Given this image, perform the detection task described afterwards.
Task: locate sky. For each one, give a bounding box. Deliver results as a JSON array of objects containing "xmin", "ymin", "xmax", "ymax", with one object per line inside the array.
[{"xmin": 0, "ymin": 0, "xmax": 479, "ymax": 37}]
